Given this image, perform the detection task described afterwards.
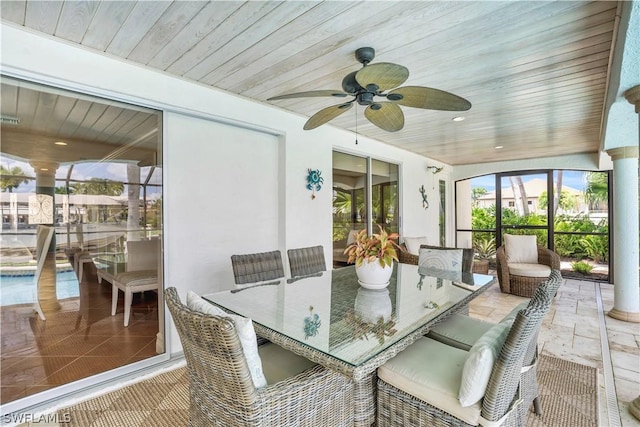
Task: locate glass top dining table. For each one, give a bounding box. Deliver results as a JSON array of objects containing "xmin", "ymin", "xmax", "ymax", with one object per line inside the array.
[{"xmin": 201, "ymin": 262, "xmax": 495, "ymax": 380}]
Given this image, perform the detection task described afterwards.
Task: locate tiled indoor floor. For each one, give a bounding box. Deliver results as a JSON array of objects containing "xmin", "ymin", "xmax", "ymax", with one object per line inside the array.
[
  {"xmin": 469, "ymin": 276, "xmax": 640, "ymax": 427},
  {"xmin": 1, "ymin": 266, "xmax": 159, "ymax": 405}
]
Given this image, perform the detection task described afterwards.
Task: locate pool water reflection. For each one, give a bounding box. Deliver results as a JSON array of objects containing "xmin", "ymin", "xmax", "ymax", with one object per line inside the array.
[{"xmin": 0, "ymin": 269, "xmax": 79, "ymax": 306}]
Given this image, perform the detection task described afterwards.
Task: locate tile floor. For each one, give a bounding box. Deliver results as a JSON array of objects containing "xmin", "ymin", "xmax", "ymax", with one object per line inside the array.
[
  {"xmin": 1, "ymin": 266, "xmax": 159, "ymax": 405},
  {"xmin": 2, "ymin": 271, "xmax": 638, "ymax": 426},
  {"xmin": 469, "ymin": 276, "xmax": 640, "ymax": 427}
]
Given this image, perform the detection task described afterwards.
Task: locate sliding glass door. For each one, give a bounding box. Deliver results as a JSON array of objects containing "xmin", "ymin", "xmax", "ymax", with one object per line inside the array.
[{"xmin": 332, "ymin": 152, "xmax": 399, "ymax": 268}]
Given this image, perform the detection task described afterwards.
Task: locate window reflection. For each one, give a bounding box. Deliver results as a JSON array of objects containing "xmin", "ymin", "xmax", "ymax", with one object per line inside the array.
[{"xmin": 0, "ymin": 76, "xmax": 163, "ymax": 404}]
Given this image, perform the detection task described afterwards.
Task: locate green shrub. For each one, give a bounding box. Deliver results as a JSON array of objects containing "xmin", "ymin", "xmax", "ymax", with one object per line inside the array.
[{"xmin": 571, "ymin": 261, "xmax": 593, "ymax": 274}]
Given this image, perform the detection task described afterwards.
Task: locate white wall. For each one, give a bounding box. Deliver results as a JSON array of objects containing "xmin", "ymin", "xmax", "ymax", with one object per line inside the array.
[{"xmin": 1, "ymin": 25, "xmax": 444, "ymax": 356}]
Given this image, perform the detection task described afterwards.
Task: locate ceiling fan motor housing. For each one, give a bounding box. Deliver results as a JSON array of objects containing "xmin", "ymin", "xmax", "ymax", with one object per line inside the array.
[{"xmin": 355, "ymin": 47, "xmax": 375, "ymax": 65}]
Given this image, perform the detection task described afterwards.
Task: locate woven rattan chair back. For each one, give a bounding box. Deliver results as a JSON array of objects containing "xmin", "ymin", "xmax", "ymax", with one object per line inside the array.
[
  {"xmin": 419, "ymin": 245, "xmax": 475, "ymax": 273},
  {"xmin": 481, "ymin": 302, "xmax": 550, "ymax": 424},
  {"xmin": 287, "ymin": 245, "xmax": 326, "ymax": 278},
  {"xmin": 231, "ymin": 250, "xmax": 285, "ymax": 285},
  {"xmin": 523, "ymin": 269, "xmax": 563, "ymax": 362},
  {"xmin": 164, "ymin": 287, "xmax": 259, "ymax": 425}
]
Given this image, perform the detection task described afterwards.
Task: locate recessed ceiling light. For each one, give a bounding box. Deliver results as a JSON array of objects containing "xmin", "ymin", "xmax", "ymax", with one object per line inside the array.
[
  {"xmin": 495, "ymin": 145, "xmax": 504, "ymax": 149},
  {"xmin": 452, "ymin": 116, "xmax": 465, "ymax": 122},
  {"xmin": 54, "ymin": 141, "xmax": 67, "ymax": 146}
]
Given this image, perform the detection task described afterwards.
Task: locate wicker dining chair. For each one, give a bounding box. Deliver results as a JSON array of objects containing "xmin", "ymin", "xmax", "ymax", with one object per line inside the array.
[
  {"xmin": 287, "ymin": 245, "xmax": 326, "ymax": 278},
  {"xmin": 164, "ymin": 287, "xmax": 355, "ymax": 427},
  {"xmin": 377, "ymin": 302, "xmax": 549, "ymax": 427},
  {"xmin": 400, "ymin": 244, "xmax": 475, "ymax": 274},
  {"xmin": 426, "ymin": 269, "xmax": 563, "ymax": 418},
  {"xmin": 231, "ymin": 250, "xmax": 285, "ymax": 286}
]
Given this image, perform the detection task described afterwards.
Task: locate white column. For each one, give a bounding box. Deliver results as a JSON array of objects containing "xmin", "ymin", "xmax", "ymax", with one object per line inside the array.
[{"xmin": 606, "ymin": 85, "xmax": 640, "ymax": 323}]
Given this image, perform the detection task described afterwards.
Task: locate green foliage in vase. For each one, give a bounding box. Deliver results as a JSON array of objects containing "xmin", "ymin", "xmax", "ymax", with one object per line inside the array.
[{"xmin": 343, "ymin": 225, "xmax": 403, "ymax": 267}]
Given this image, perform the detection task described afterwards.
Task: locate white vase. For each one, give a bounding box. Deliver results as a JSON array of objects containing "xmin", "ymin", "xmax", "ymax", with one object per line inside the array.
[
  {"xmin": 355, "ymin": 259, "xmax": 393, "ymax": 289},
  {"xmin": 354, "ymin": 287, "xmax": 392, "ymax": 323}
]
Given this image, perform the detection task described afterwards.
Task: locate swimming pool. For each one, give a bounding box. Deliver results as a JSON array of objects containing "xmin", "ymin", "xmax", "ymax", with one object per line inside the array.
[{"xmin": 0, "ymin": 270, "xmax": 79, "ymax": 306}]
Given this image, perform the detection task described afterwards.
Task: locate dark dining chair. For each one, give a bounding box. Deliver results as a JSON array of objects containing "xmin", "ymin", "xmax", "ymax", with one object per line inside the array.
[
  {"xmin": 231, "ymin": 250, "xmax": 285, "ymax": 286},
  {"xmin": 287, "ymin": 245, "xmax": 326, "ymax": 278}
]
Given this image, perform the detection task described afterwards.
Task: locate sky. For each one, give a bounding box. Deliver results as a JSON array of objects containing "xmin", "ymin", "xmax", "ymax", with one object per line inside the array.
[
  {"xmin": 471, "ymin": 170, "xmax": 594, "ymax": 192},
  {"xmin": 0, "ymin": 155, "xmax": 162, "ymax": 197}
]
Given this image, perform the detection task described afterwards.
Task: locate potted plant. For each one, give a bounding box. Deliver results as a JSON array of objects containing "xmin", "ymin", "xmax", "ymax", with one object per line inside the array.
[
  {"xmin": 343, "ymin": 225, "xmax": 403, "ymax": 288},
  {"xmin": 473, "ymin": 237, "xmax": 496, "ymax": 274}
]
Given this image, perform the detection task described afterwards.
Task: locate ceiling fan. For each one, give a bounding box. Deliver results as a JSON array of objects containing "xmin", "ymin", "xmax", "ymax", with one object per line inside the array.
[{"xmin": 267, "ymin": 47, "xmax": 471, "ymax": 132}]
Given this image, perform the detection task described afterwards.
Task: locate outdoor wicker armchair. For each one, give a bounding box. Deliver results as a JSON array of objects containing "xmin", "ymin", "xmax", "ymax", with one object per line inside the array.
[
  {"xmin": 496, "ymin": 243, "xmax": 561, "ymax": 297},
  {"xmin": 377, "ymin": 302, "xmax": 549, "ymax": 426},
  {"xmin": 165, "ymin": 287, "xmax": 355, "ymax": 427}
]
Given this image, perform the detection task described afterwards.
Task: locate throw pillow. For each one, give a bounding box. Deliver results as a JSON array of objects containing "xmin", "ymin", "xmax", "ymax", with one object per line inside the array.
[
  {"xmin": 186, "ymin": 291, "xmax": 267, "ymax": 389},
  {"xmin": 418, "ymin": 248, "xmax": 463, "ymax": 271},
  {"xmin": 403, "ymin": 236, "xmax": 429, "ymax": 255},
  {"xmin": 458, "ymin": 321, "xmax": 511, "ymax": 407},
  {"xmin": 504, "ymin": 234, "xmax": 538, "ymax": 264}
]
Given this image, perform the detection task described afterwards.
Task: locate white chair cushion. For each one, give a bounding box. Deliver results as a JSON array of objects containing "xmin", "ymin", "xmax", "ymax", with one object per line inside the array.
[
  {"xmin": 186, "ymin": 291, "xmax": 268, "ymax": 389},
  {"xmin": 418, "ymin": 248, "xmax": 463, "ymax": 271},
  {"xmin": 346, "ymin": 229, "xmax": 360, "ymax": 245},
  {"xmin": 504, "ymin": 234, "xmax": 538, "ymax": 263},
  {"xmin": 257, "ymin": 342, "xmax": 317, "ymax": 384},
  {"xmin": 459, "ymin": 321, "xmax": 511, "ymax": 407},
  {"xmin": 379, "ymin": 337, "xmax": 482, "ymax": 425},
  {"xmin": 403, "ymin": 236, "xmax": 429, "ymax": 255},
  {"xmin": 427, "ymin": 315, "xmax": 495, "ymax": 351},
  {"xmin": 428, "ymin": 301, "xmax": 528, "ymax": 351},
  {"xmin": 114, "ymin": 270, "xmax": 157, "ymax": 287},
  {"xmin": 508, "ymin": 262, "xmax": 551, "ymax": 278}
]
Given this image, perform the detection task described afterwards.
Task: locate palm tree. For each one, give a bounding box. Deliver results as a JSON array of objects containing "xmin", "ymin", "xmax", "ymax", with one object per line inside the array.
[
  {"xmin": 584, "ymin": 172, "xmax": 608, "ymax": 211},
  {"xmin": 70, "ymin": 178, "xmax": 124, "ymax": 196},
  {"xmin": 508, "ymin": 176, "xmax": 529, "ymax": 216},
  {"xmin": 0, "ymin": 165, "xmax": 29, "ymax": 193},
  {"xmin": 471, "ymin": 187, "xmax": 488, "ymax": 206}
]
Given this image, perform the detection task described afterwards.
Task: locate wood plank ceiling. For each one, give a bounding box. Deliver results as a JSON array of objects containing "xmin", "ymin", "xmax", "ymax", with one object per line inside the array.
[{"xmin": 1, "ymin": 1, "xmax": 619, "ymax": 166}]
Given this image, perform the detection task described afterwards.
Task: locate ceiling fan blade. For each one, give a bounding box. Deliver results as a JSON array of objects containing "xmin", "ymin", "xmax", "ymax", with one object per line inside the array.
[
  {"xmin": 355, "ymin": 63, "xmax": 409, "ymax": 91},
  {"xmin": 364, "ymin": 102, "xmax": 404, "ymax": 132},
  {"xmin": 304, "ymin": 102, "xmax": 353, "ymax": 130},
  {"xmin": 267, "ymin": 90, "xmax": 349, "ymax": 101},
  {"xmin": 386, "ymin": 86, "xmax": 471, "ymax": 111}
]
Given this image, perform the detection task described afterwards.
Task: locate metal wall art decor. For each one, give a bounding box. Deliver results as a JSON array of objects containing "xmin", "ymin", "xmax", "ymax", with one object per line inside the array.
[
  {"xmin": 306, "ymin": 168, "xmax": 324, "ymax": 199},
  {"xmin": 303, "ymin": 305, "xmax": 321, "ymax": 339},
  {"xmin": 419, "ymin": 185, "xmax": 429, "ymax": 209}
]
